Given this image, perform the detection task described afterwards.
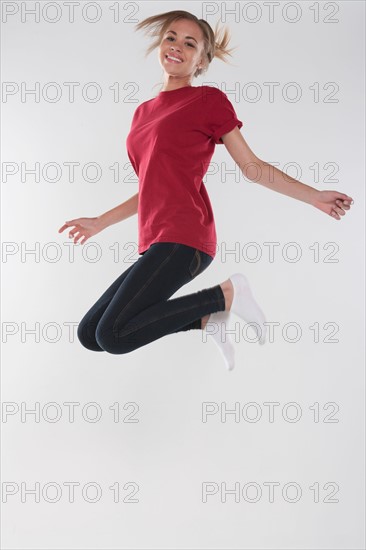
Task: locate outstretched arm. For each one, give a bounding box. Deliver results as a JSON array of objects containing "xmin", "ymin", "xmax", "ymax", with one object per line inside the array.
[
  {"xmin": 58, "ymin": 192, "xmax": 139, "ymax": 245},
  {"xmin": 221, "ymin": 127, "xmax": 354, "ymax": 220}
]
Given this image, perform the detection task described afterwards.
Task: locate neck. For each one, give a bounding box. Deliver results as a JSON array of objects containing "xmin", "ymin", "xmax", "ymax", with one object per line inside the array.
[{"xmin": 160, "ymin": 78, "xmax": 193, "ymax": 93}]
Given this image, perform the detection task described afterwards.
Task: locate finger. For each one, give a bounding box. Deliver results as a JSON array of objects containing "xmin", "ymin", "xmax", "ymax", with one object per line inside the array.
[
  {"xmin": 63, "ymin": 220, "xmax": 80, "ymax": 229},
  {"xmin": 338, "ymin": 194, "xmax": 354, "ymax": 204},
  {"xmin": 336, "ymin": 199, "xmax": 351, "ymax": 209},
  {"xmin": 69, "ymin": 230, "xmax": 80, "ymax": 240},
  {"xmin": 334, "ymin": 205, "xmax": 346, "ymax": 216},
  {"xmin": 73, "ymin": 231, "xmax": 84, "ymax": 244},
  {"xmin": 67, "ymin": 225, "xmax": 81, "ymax": 238},
  {"xmin": 59, "ymin": 222, "xmax": 77, "ymax": 233}
]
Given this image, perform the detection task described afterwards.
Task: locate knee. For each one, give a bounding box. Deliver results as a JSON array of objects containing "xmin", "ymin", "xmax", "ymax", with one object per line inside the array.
[
  {"xmin": 95, "ymin": 324, "xmax": 138, "ymax": 355},
  {"xmin": 77, "ymin": 320, "xmax": 103, "ymax": 352}
]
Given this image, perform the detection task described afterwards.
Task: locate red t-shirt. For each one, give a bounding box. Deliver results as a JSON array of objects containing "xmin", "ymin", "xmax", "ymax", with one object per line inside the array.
[{"xmin": 126, "ymin": 85, "xmax": 243, "ymax": 259}]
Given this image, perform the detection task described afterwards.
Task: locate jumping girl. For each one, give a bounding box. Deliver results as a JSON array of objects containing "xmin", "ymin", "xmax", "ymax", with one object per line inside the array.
[{"xmin": 58, "ymin": 10, "xmax": 353, "ymax": 371}]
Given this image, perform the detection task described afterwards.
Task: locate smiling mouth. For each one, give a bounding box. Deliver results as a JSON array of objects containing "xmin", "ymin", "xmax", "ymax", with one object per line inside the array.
[{"xmin": 165, "ymin": 54, "xmax": 183, "ymax": 63}]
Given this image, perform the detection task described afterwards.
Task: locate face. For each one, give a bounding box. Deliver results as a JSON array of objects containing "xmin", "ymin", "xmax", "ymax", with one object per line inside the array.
[{"xmin": 158, "ymin": 19, "xmax": 206, "ymax": 81}]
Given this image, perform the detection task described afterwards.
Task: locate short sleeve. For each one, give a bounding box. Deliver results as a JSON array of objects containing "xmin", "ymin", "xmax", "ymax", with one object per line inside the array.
[{"xmin": 207, "ymin": 89, "xmax": 243, "ymax": 145}]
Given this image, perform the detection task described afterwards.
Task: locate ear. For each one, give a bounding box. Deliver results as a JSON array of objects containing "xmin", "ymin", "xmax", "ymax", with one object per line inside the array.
[{"xmin": 198, "ymin": 50, "xmax": 206, "ymax": 70}]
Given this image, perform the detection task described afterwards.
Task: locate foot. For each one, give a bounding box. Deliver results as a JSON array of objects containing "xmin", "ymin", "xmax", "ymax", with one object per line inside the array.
[
  {"xmin": 203, "ymin": 310, "xmax": 235, "ymax": 371},
  {"xmin": 201, "ymin": 281, "xmax": 235, "ymax": 370},
  {"xmin": 228, "ymin": 272, "xmax": 266, "ymax": 345}
]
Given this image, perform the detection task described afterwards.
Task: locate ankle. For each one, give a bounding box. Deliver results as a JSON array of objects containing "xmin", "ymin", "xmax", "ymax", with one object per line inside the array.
[
  {"xmin": 201, "ymin": 314, "xmax": 210, "ymax": 330},
  {"xmin": 220, "ymin": 279, "xmax": 234, "ymax": 312}
]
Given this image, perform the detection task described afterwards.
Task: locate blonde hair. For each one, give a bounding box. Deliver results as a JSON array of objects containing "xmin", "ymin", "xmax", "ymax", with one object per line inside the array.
[{"xmin": 134, "ymin": 10, "xmax": 238, "ymax": 88}]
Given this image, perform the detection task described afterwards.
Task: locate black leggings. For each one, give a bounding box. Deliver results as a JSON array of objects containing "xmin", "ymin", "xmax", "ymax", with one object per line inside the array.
[{"xmin": 77, "ymin": 242, "xmax": 226, "ymax": 354}]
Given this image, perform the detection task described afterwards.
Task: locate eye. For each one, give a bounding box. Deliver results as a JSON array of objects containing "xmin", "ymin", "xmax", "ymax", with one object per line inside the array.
[{"xmin": 165, "ymin": 36, "xmax": 195, "ymax": 48}]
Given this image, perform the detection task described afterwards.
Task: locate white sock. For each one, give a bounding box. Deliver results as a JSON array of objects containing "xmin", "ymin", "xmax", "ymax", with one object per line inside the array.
[
  {"xmin": 204, "ymin": 310, "xmax": 236, "ymax": 371},
  {"xmin": 229, "ymin": 272, "xmax": 267, "ymax": 345}
]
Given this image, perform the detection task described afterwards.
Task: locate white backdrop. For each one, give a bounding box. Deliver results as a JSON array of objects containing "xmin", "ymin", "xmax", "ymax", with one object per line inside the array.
[{"xmin": 1, "ymin": 1, "xmax": 364, "ymax": 549}]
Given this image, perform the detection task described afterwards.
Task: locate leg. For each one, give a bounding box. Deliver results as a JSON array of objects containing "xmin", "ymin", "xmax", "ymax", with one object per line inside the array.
[
  {"xmin": 201, "ymin": 274, "xmax": 267, "ymax": 371},
  {"xmin": 94, "ymin": 242, "xmax": 226, "ymax": 354},
  {"xmin": 77, "ymin": 263, "xmax": 136, "ymax": 351},
  {"xmin": 77, "ymin": 243, "xmax": 214, "ymax": 352},
  {"xmin": 201, "ymin": 278, "xmax": 233, "ymax": 328}
]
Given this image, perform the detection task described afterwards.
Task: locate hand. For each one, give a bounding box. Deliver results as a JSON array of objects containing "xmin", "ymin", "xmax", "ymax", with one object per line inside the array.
[
  {"xmin": 310, "ymin": 190, "xmax": 354, "ymax": 220},
  {"xmin": 58, "ymin": 217, "xmax": 104, "ymax": 244}
]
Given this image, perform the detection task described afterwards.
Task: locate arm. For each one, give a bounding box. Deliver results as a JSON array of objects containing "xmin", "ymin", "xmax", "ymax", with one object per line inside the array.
[
  {"xmin": 221, "ymin": 127, "xmax": 354, "ymax": 220},
  {"xmin": 97, "ymin": 192, "xmax": 139, "ymax": 230},
  {"xmin": 58, "ymin": 192, "xmax": 139, "ymax": 245}
]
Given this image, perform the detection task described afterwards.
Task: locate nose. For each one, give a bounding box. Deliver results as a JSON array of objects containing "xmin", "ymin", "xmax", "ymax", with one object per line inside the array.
[{"xmin": 170, "ymin": 43, "xmax": 182, "ymax": 53}]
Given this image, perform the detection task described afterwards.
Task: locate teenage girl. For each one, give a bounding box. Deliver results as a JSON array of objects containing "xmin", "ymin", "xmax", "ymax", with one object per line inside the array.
[{"xmin": 58, "ymin": 11, "xmax": 353, "ymax": 371}]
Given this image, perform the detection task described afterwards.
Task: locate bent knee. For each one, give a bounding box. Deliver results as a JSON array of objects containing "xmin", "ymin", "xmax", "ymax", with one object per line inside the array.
[
  {"xmin": 77, "ymin": 321, "xmax": 103, "ymax": 352},
  {"xmin": 95, "ymin": 325, "xmax": 138, "ymax": 354}
]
